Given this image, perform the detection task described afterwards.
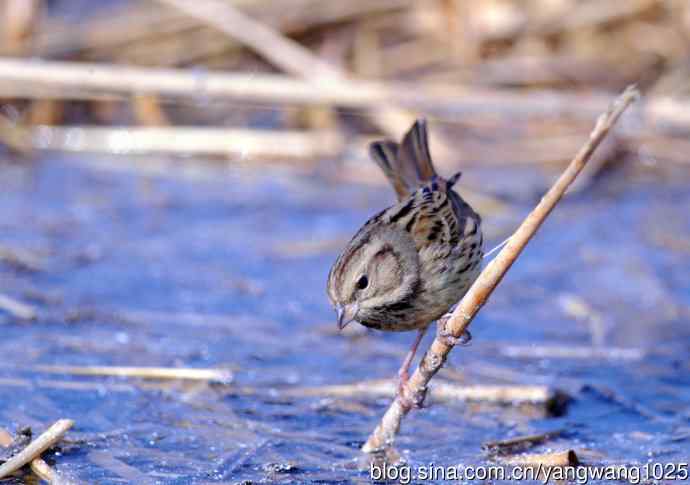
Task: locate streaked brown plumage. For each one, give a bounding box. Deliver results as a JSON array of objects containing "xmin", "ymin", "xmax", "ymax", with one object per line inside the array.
[{"xmin": 327, "ymin": 119, "xmax": 483, "ymax": 391}]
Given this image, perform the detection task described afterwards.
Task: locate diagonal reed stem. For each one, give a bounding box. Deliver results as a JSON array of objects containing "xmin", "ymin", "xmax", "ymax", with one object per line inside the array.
[{"xmin": 362, "ymin": 85, "xmax": 639, "ymax": 453}]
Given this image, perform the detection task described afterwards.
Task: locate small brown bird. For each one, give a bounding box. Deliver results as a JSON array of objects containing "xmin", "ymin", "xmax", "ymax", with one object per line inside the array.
[{"xmin": 327, "ymin": 119, "xmax": 483, "ymax": 397}]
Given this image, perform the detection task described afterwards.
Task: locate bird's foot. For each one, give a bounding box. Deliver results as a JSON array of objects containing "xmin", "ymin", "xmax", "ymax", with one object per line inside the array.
[
  {"xmin": 396, "ymin": 382, "xmax": 426, "ymax": 410},
  {"xmin": 396, "ymin": 369, "xmax": 425, "ymax": 409},
  {"xmin": 437, "ymin": 313, "xmax": 472, "ymax": 347},
  {"xmin": 397, "ymin": 367, "xmax": 409, "ymax": 396}
]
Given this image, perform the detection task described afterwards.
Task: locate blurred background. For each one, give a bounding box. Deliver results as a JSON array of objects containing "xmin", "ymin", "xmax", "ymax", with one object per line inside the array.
[{"xmin": 1, "ymin": 0, "xmax": 689, "ymax": 483}]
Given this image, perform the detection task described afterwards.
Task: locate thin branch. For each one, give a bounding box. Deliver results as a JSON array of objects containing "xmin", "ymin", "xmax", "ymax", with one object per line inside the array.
[
  {"xmin": 0, "ymin": 419, "xmax": 73, "ymax": 479},
  {"xmin": 362, "ymin": 85, "xmax": 639, "ymax": 453}
]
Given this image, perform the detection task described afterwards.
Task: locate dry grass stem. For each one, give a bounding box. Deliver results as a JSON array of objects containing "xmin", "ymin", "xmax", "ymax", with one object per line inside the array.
[
  {"xmin": 0, "ymin": 376, "xmax": 166, "ymax": 393},
  {"xmin": 482, "ymin": 430, "xmax": 564, "ymax": 456},
  {"xmin": 497, "ymin": 344, "xmax": 645, "ymax": 361},
  {"xmin": 502, "ymin": 449, "xmax": 579, "ymax": 468},
  {"xmin": 30, "ymin": 457, "xmax": 75, "ymax": 485},
  {"xmin": 31, "ymin": 125, "xmax": 343, "ymax": 159},
  {"xmin": 0, "ymin": 419, "xmax": 74, "ymax": 479},
  {"xmin": 33, "ymin": 365, "xmax": 234, "ymax": 382},
  {"xmin": 362, "ymin": 85, "xmax": 639, "ymax": 453},
  {"xmin": 499, "ymin": 450, "xmax": 580, "ymax": 483},
  {"xmin": 0, "ymin": 57, "xmax": 446, "ymax": 108},
  {"xmin": 0, "ymin": 293, "xmax": 38, "ymax": 321},
  {"xmin": 284, "ymin": 379, "xmax": 565, "ymax": 407},
  {"xmin": 2, "ymin": 57, "xmax": 688, "ymax": 148},
  {"xmin": 2, "ymin": 57, "xmax": 689, "ymax": 136}
]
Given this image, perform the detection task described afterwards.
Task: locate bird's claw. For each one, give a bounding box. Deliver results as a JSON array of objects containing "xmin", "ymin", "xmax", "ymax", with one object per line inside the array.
[
  {"xmin": 397, "ymin": 368, "xmax": 409, "ymax": 395},
  {"xmin": 437, "ymin": 313, "xmax": 472, "ymax": 347},
  {"xmin": 438, "ymin": 328, "xmax": 472, "ymax": 347},
  {"xmin": 396, "ymin": 370, "xmax": 423, "ymax": 408},
  {"xmin": 396, "ymin": 382, "xmax": 426, "ymax": 410}
]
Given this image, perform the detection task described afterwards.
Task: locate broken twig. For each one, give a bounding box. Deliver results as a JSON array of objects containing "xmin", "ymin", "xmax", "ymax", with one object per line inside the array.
[
  {"xmin": 0, "ymin": 419, "xmax": 73, "ymax": 479},
  {"xmin": 483, "ymin": 430, "xmax": 564, "ymax": 456},
  {"xmin": 501, "ymin": 449, "xmax": 579, "ymax": 468}
]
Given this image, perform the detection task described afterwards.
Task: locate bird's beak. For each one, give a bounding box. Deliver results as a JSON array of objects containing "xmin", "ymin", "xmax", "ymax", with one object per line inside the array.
[{"xmin": 336, "ymin": 303, "xmax": 358, "ymax": 330}]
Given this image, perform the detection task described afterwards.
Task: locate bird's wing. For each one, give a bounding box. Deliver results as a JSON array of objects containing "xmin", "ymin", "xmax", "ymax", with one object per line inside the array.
[{"xmin": 384, "ymin": 181, "xmax": 472, "ymax": 252}]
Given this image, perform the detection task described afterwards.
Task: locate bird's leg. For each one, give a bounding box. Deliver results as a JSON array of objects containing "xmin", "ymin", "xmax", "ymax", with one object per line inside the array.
[
  {"xmin": 396, "ymin": 326, "xmax": 428, "ymax": 405},
  {"xmin": 436, "ymin": 311, "xmax": 472, "ymax": 347}
]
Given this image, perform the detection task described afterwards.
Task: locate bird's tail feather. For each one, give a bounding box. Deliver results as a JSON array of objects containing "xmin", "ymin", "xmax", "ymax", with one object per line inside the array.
[
  {"xmin": 369, "ymin": 140, "xmax": 408, "ymax": 201},
  {"xmin": 369, "ymin": 119, "xmax": 438, "ymax": 201}
]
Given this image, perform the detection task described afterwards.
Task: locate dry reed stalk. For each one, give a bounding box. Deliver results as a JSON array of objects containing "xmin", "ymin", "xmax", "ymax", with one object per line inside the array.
[
  {"xmin": 361, "ymin": 85, "xmax": 639, "ymax": 453},
  {"xmin": 0, "ymin": 419, "xmax": 73, "ymax": 479},
  {"xmin": 0, "ymin": 293, "xmax": 37, "ymax": 321},
  {"xmin": 32, "ymin": 365, "xmax": 233, "ymax": 382},
  {"xmin": 30, "ymin": 125, "xmax": 342, "ymax": 159},
  {"xmin": 284, "ymin": 379, "xmax": 564, "ymax": 407},
  {"xmin": 482, "ymin": 430, "xmax": 564, "ymax": 455},
  {"xmin": 29, "ymin": 457, "xmax": 64, "ymax": 484},
  {"xmin": 502, "ymin": 449, "xmax": 579, "ymax": 467},
  {"xmin": 2, "ymin": 57, "xmax": 687, "ymax": 135},
  {"xmin": 0, "ymin": 376, "xmax": 150, "ymax": 393},
  {"xmin": 0, "ymin": 58, "xmax": 452, "ymax": 107},
  {"xmin": 497, "ymin": 343, "xmax": 645, "ymax": 361}
]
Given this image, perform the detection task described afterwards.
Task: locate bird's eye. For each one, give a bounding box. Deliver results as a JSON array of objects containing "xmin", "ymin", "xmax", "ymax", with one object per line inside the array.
[{"xmin": 356, "ymin": 275, "xmax": 369, "ymax": 290}]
